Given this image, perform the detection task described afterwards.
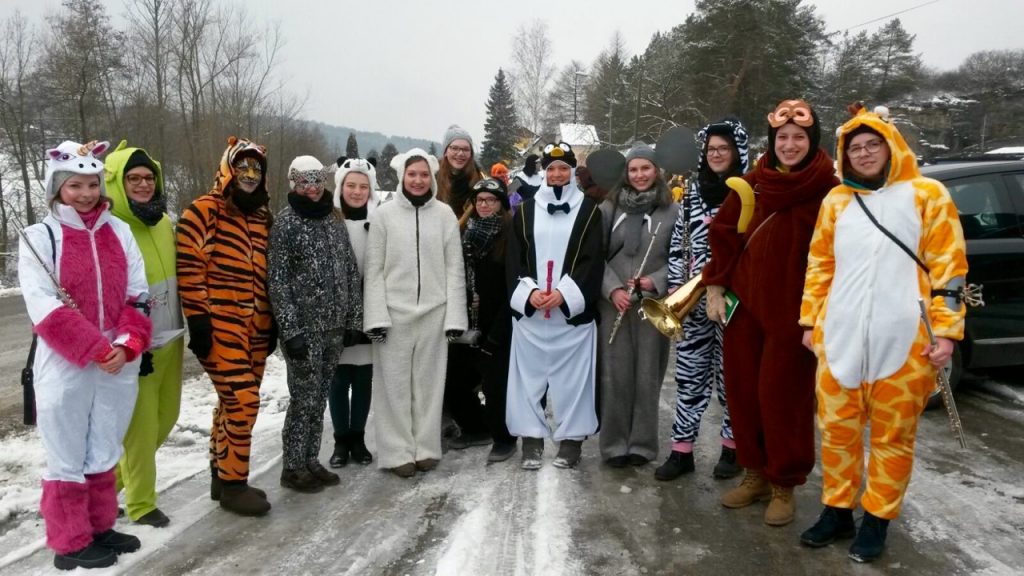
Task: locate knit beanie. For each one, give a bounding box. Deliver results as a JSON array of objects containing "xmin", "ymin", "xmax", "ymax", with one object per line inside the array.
[
  {"xmin": 540, "ymin": 142, "xmax": 577, "ymax": 169},
  {"xmin": 625, "ymin": 142, "xmax": 658, "ymax": 168},
  {"xmin": 471, "ymin": 177, "xmax": 510, "ymax": 210},
  {"xmin": 44, "ymin": 140, "xmax": 110, "ymax": 202},
  {"xmin": 523, "ymin": 154, "xmax": 540, "ymax": 176},
  {"xmin": 124, "ymin": 149, "xmax": 158, "ymax": 177},
  {"xmin": 443, "ymin": 124, "xmax": 474, "ymax": 154}
]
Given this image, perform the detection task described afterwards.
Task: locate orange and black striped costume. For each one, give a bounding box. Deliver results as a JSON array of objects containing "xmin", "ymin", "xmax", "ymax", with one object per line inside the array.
[{"xmin": 177, "ymin": 137, "xmax": 275, "ymax": 483}]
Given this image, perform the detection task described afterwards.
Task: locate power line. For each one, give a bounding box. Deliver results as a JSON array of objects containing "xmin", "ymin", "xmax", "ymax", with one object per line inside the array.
[{"xmin": 845, "ymin": 0, "xmax": 944, "ymax": 31}]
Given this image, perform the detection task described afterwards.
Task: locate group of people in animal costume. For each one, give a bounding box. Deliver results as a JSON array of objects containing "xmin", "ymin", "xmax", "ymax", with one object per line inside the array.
[{"xmin": 20, "ymin": 95, "xmax": 966, "ymax": 569}]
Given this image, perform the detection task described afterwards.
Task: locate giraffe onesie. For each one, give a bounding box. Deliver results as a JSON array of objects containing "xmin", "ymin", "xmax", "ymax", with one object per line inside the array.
[{"xmin": 800, "ymin": 109, "xmax": 968, "ymax": 520}]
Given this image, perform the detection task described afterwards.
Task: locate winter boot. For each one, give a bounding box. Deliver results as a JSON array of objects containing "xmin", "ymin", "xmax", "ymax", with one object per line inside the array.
[
  {"xmin": 606, "ymin": 455, "xmax": 630, "ymax": 468},
  {"xmin": 280, "ymin": 469, "xmax": 324, "ymax": 493},
  {"xmin": 329, "ymin": 436, "xmax": 349, "ymax": 468},
  {"xmin": 848, "ymin": 512, "xmax": 890, "ymax": 563},
  {"xmin": 721, "ymin": 469, "xmax": 772, "ymax": 509},
  {"xmin": 391, "ymin": 463, "xmax": 417, "ymax": 478},
  {"xmin": 348, "ymin": 431, "xmax": 373, "ymax": 465},
  {"xmin": 800, "ymin": 506, "xmax": 856, "ymax": 547},
  {"xmin": 764, "ymin": 484, "xmax": 796, "ymax": 526},
  {"xmin": 552, "ymin": 440, "xmax": 583, "ymax": 469},
  {"xmin": 92, "ymin": 529, "xmax": 141, "ymax": 554},
  {"xmin": 415, "ymin": 458, "xmax": 440, "ymax": 472},
  {"xmin": 219, "ymin": 482, "xmax": 271, "ymax": 516},
  {"xmin": 210, "ymin": 465, "xmax": 265, "ymax": 502},
  {"xmin": 713, "ymin": 446, "xmax": 742, "ymax": 479},
  {"xmin": 134, "ymin": 508, "xmax": 170, "ymax": 528},
  {"xmin": 655, "ymin": 451, "xmax": 695, "ymax": 481},
  {"xmin": 308, "ymin": 462, "xmax": 341, "ymax": 486},
  {"xmin": 628, "ymin": 454, "xmax": 650, "ymax": 466},
  {"xmin": 448, "ymin": 431, "xmax": 493, "ymax": 450},
  {"xmin": 487, "ymin": 441, "xmax": 517, "ymax": 463},
  {"xmin": 53, "ymin": 543, "xmax": 117, "ymax": 571},
  {"xmin": 521, "ymin": 437, "xmax": 544, "ymax": 470}
]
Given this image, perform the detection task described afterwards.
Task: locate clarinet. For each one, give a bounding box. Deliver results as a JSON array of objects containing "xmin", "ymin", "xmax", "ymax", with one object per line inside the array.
[
  {"xmin": 917, "ymin": 298, "xmax": 967, "ymax": 449},
  {"xmin": 609, "ymin": 222, "xmax": 662, "ymax": 344}
]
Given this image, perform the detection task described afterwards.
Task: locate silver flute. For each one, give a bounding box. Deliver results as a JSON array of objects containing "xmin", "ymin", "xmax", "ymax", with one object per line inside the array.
[
  {"xmin": 609, "ymin": 222, "xmax": 661, "ymax": 345},
  {"xmin": 917, "ymin": 298, "xmax": 966, "ymax": 449},
  {"xmin": 17, "ymin": 226, "xmax": 77, "ymax": 309}
]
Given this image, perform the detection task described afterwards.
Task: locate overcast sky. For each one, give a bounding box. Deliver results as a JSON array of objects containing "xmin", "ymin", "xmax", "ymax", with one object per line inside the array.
[{"xmin": 5, "ymin": 0, "xmax": 1024, "ymax": 146}]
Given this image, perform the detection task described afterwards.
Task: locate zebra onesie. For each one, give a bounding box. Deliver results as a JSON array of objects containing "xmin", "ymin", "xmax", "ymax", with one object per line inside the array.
[{"xmin": 666, "ymin": 119, "xmax": 750, "ymax": 454}]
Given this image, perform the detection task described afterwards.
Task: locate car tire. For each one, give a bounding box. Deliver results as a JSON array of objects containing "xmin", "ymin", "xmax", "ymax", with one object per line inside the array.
[{"xmin": 926, "ymin": 341, "xmax": 963, "ymax": 411}]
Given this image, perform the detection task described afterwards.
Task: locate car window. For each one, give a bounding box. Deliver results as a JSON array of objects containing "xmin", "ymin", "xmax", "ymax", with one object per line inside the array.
[{"xmin": 944, "ymin": 175, "xmax": 1019, "ymax": 239}]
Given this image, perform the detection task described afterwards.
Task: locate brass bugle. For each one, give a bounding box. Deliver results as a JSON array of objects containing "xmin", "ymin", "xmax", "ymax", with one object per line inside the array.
[{"xmin": 639, "ymin": 274, "xmax": 706, "ymax": 340}]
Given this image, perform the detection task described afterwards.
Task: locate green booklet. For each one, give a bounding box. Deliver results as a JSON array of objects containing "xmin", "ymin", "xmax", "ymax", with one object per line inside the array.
[{"xmin": 723, "ymin": 290, "xmax": 740, "ymax": 325}]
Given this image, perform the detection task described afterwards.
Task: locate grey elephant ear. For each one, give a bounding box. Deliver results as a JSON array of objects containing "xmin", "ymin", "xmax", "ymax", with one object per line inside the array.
[
  {"xmin": 586, "ymin": 149, "xmax": 626, "ymax": 190},
  {"xmin": 655, "ymin": 126, "xmax": 700, "ymax": 174}
]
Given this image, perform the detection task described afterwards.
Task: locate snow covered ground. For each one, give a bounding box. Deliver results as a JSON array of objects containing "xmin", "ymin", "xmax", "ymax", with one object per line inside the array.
[{"xmin": 0, "ymin": 356, "xmax": 1022, "ymax": 575}]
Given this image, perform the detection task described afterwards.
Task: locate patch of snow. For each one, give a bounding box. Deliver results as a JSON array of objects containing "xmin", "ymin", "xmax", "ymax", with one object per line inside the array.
[
  {"xmin": 0, "ymin": 287, "xmax": 22, "ymax": 298},
  {"xmin": 985, "ymin": 147, "xmax": 1024, "ymax": 155}
]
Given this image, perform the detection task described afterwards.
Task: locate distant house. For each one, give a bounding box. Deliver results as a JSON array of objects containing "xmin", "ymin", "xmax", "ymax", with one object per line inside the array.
[{"xmin": 517, "ymin": 123, "xmax": 601, "ymax": 160}]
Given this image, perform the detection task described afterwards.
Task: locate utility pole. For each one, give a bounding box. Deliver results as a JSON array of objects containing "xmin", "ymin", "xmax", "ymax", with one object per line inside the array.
[
  {"xmin": 573, "ymin": 70, "xmax": 588, "ymax": 124},
  {"xmin": 632, "ymin": 59, "xmax": 643, "ymax": 142}
]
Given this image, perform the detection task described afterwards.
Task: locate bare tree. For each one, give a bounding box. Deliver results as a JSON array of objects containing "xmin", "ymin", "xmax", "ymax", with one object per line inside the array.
[
  {"xmin": 509, "ymin": 21, "xmax": 554, "ymax": 134},
  {"xmin": 0, "ymin": 11, "xmax": 41, "ymax": 225}
]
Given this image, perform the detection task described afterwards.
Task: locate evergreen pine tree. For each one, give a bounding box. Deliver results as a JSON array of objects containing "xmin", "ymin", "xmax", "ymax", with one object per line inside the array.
[
  {"xmin": 346, "ymin": 132, "xmax": 359, "ymax": 158},
  {"xmin": 869, "ymin": 19, "xmax": 922, "ymax": 102},
  {"xmin": 480, "ymin": 68, "xmax": 519, "ymax": 168},
  {"xmin": 428, "ymin": 142, "xmax": 438, "ymax": 156},
  {"xmin": 378, "ymin": 142, "xmax": 399, "ymax": 190},
  {"xmin": 367, "ymin": 148, "xmax": 380, "ymax": 162}
]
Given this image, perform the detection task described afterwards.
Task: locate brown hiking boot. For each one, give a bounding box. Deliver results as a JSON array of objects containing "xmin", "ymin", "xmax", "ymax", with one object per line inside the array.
[
  {"xmin": 308, "ymin": 462, "xmax": 340, "ymax": 486},
  {"xmin": 415, "ymin": 458, "xmax": 439, "ymax": 471},
  {"xmin": 721, "ymin": 469, "xmax": 772, "ymax": 509},
  {"xmin": 764, "ymin": 484, "xmax": 796, "ymax": 526},
  {"xmin": 391, "ymin": 462, "xmax": 417, "ymax": 477},
  {"xmin": 210, "ymin": 466, "xmax": 266, "ymax": 501},
  {"xmin": 220, "ymin": 483, "xmax": 271, "ymax": 516},
  {"xmin": 280, "ymin": 469, "xmax": 324, "ymax": 493}
]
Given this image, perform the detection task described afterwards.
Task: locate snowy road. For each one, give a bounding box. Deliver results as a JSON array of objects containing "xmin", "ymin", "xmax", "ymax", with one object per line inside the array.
[{"xmin": 0, "ymin": 344, "xmax": 1022, "ymax": 574}]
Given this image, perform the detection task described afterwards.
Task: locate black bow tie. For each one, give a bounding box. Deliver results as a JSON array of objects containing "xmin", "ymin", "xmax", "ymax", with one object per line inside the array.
[{"xmin": 547, "ymin": 202, "xmax": 570, "ymax": 215}]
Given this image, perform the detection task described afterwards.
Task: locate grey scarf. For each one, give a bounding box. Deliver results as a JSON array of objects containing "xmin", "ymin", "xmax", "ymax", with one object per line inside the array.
[{"xmin": 618, "ymin": 188, "xmax": 656, "ymax": 256}]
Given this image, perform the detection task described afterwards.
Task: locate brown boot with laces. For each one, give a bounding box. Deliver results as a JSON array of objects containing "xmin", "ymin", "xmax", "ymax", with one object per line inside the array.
[
  {"xmin": 764, "ymin": 484, "xmax": 796, "ymax": 526},
  {"xmin": 721, "ymin": 468, "xmax": 772, "ymax": 509}
]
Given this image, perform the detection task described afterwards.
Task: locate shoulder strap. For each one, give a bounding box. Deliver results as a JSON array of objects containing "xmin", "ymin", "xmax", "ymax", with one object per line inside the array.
[
  {"xmin": 43, "ymin": 222, "xmax": 56, "ymax": 264},
  {"xmin": 26, "ymin": 224, "xmax": 56, "ymax": 379},
  {"xmin": 853, "ymin": 192, "xmax": 929, "ymax": 274}
]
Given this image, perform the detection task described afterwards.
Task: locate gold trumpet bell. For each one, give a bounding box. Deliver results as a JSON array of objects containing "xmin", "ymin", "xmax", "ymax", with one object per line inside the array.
[{"xmin": 639, "ymin": 275, "xmax": 707, "ymax": 340}]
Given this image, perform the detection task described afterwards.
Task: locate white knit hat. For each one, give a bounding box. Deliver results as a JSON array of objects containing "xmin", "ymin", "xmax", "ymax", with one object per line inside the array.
[
  {"xmin": 287, "ymin": 155, "xmax": 328, "ymax": 191},
  {"xmin": 44, "ymin": 140, "xmax": 110, "ymax": 202}
]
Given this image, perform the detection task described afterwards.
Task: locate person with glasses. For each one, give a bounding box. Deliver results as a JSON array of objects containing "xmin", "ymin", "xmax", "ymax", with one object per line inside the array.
[
  {"xmin": 657, "ymin": 119, "xmax": 750, "ymax": 482},
  {"xmin": 597, "ymin": 143, "xmax": 677, "ymax": 470},
  {"xmin": 506, "ymin": 142, "xmax": 604, "ymax": 470},
  {"xmin": 701, "ymin": 99, "xmax": 838, "ymax": 528},
  {"xmin": 454, "ymin": 178, "xmax": 518, "ymax": 462},
  {"xmin": 798, "ymin": 104, "xmax": 967, "ymax": 563},
  {"xmin": 267, "ymin": 156, "xmax": 362, "ymax": 493},
  {"xmin": 437, "ymin": 125, "xmax": 491, "ymax": 451},
  {"xmin": 100, "ymin": 141, "xmax": 183, "ymax": 530},
  {"xmin": 177, "ymin": 137, "xmax": 277, "ymax": 516}
]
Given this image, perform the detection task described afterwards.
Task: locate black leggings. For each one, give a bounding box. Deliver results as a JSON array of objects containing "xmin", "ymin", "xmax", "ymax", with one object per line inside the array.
[{"xmin": 328, "ymin": 364, "xmax": 372, "ymax": 439}]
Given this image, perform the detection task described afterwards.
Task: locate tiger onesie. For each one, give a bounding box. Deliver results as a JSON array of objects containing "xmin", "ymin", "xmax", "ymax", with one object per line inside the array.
[
  {"xmin": 176, "ymin": 137, "xmax": 276, "ymax": 516},
  {"xmin": 798, "ymin": 106, "xmax": 968, "ymax": 561}
]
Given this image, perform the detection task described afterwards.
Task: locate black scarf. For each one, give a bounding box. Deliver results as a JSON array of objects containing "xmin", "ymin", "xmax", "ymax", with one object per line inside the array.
[
  {"xmin": 463, "ymin": 214, "xmax": 503, "ymax": 262},
  {"xmin": 697, "ymin": 160, "xmax": 742, "ymax": 208},
  {"xmin": 287, "ymin": 190, "xmax": 334, "ymax": 219},
  {"xmin": 340, "ymin": 197, "xmax": 368, "ymax": 221},
  {"xmin": 128, "ymin": 194, "xmax": 167, "ymax": 226},
  {"xmin": 229, "ymin": 183, "xmax": 270, "ymax": 215},
  {"xmin": 403, "ymin": 188, "xmax": 430, "ymax": 207}
]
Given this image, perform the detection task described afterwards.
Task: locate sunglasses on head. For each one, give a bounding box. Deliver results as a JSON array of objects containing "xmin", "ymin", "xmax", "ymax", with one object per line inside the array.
[{"xmin": 473, "ymin": 179, "xmax": 502, "ymax": 192}]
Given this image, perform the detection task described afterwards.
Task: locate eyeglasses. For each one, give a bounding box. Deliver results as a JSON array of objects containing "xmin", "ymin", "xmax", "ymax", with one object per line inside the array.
[
  {"xmin": 847, "ymin": 139, "xmax": 886, "ymax": 158},
  {"xmin": 125, "ymin": 174, "xmax": 156, "ymax": 186},
  {"xmin": 474, "ymin": 197, "xmax": 500, "ymax": 206},
  {"xmin": 707, "ymin": 145, "xmax": 732, "ymax": 157},
  {"xmin": 448, "ymin": 145, "xmax": 472, "ymax": 156}
]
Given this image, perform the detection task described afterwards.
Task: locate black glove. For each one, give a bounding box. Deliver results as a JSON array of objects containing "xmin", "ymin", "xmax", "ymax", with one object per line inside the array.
[
  {"xmin": 139, "ymin": 351, "xmax": 154, "ymax": 377},
  {"xmin": 366, "ymin": 328, "xmax": 387, "ymax": 344},
  {"xmin": 267, "ymin": 319, "xmax": 279, "ymax": 356},
  {"xmin": 446, "ymin": 329, "xmax": 464, "ymax": 343},
  {"xmin": 186, "ymin": 315, "xmax": 213, "ymax": 360},
  {"xmin": 284, "ymin": 334, "xmax": 309, "ymax": 361},
  {"xmin": 343, "ymin": 329, "xmax": 371, "ymax": 347}
]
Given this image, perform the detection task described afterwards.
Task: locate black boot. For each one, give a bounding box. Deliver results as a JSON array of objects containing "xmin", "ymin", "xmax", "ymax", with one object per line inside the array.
[
  {"xmin": 308, "ymin": 462, "xmax": 341, "ymax": 486},
  {"xmin": 713, "ymin": 446, "xmax": 742, "ymax": 479},
  {"xmin": 348, "ymin": 431, "xmax": 373, "ymax": 465},
  {"xmin": 800, "ymin": 506, "xmax": 856, "ymax": 547},
  {"xmin": 552, "ymin": 440, "xmax": 582, "ymax": 469},
  {"xmin": 654, "ymin": 450, "xmax": 694, "ymax": 481},
  {"xmin": 330, "ymin": 436, "xmax": 349, "ymax": 469},
  {"xmin": 211, "ymin": 465, "xmax": 266, "ymax": 502},
  {"xmin": 92, "ymin": 529, "xmax": 141, "ymax": 554},
  {"xmin": 220, "ymin": 482, "xmax": 272, "ymax": 516},
  {"xmin": 53, "ymin": 543, "xmax": 117, "ymax": 571},
  {"xmin": 280, "ymin": 468, "xmax": 324, "ymax": 493},
  {"xmin": 521, "ymin": 437, "xmax": 544, "ymax": 470},
  {"xmin": 849, "ymin": 512, "xmax": 890, "ymax": 563}
]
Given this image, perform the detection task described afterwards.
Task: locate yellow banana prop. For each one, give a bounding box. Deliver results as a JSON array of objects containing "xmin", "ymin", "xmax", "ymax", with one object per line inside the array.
[{"xmin": 726, "ymin": 177, "xmax": 755, "ymax": 233}]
